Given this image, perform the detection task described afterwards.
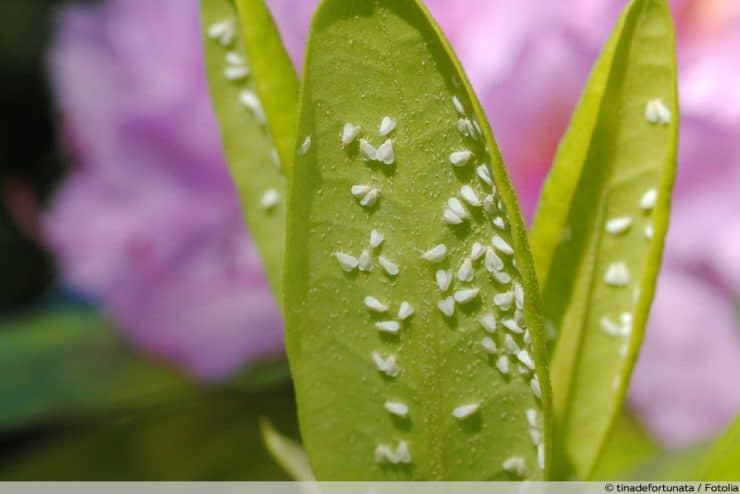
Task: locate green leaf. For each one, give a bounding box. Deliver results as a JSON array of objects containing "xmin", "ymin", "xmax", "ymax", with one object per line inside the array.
[
  {"xmin": 528, "ymin": 0, "xmax": 678, "ymax": 479},
  {"xmin": 234, "ymin": 0, "xmax": 300, "ymax": 178},
  {"xmin": 260, "ymin": 417, "xmax": 315, "ymax": 481},
  {"xmin": 201, "ymin": 0, "xmax": 298, "ymax": 305},
  {"xmin": 0, "ymin": 310, "xmax": 190, "ymax": 433},
  {"xmin": 284, "ymin": 0, "xmax": 551, "ymax": 480},
  {"xmin": 0, "ymin": 384, "xmax": 300, "ymax": 480},
  {"xmin": 693, "ymin": 416, "xmax": 740, "ymax": 481}
]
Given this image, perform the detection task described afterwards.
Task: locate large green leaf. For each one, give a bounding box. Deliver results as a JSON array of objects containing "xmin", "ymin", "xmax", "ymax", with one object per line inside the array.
[
  {"xmin": 693, "ymin": 416, "xmax": 740, "ymax": 481},
  {"xmin": 284, "ymin": 0, "xmax": 551, "ymax": 480},
  {"xmin": 528, "ymin": 0, "xmax": 678, "ymax": 479},
  {"xmin": 0, "ymin": 310, "xmax": 190, "ymax": 433},
  {"xmin": 0, "ymin": 384, "xmax": 300, "ymax": 480},
  {"xmin": 201, "ymin": 0, "xmax": 298, "ymax": 305}
]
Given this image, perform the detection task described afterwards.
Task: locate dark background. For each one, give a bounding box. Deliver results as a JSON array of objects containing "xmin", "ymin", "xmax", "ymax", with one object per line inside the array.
[{"xmin": 0, "ymin": 0, "xmax": 101, "ymax": 310}]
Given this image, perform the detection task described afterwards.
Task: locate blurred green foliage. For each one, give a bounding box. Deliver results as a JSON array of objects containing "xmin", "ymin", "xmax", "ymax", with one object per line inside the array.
[
  {"xmin": 0, "ymin": 310, "xmax": 191, "ymax": 433},
  {"xmin": 0, "ymin": 309, "xmax": 298, "ymax": 479},
  {"xmin": 692, "ymin": 416, "xmax": 740, "ymax": 481},
  {"xmin": 592, "ymin": 412, "xmax": 662, "ymax": 480},
  {"xmin": 0, "ymin": 384, "xmax": 300, "ymax": 480}
]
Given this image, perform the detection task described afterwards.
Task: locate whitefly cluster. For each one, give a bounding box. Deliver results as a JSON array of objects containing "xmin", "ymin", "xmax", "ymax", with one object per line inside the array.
[
  {"xmin": 208, "ymin": 16, "xmax": 283, "ymax": 213},
  {"xmin": 321, "ymin": 92, "xmax": 546, "ymax": 474}
]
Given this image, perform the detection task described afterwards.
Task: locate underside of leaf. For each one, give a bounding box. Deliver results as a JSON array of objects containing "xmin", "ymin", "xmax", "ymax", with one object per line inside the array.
[
  {"xmin": 201, "ymin": 0, "xmax": 292, "ymax": 304},
  {"xmin": 284, "ymin": 0, "xmax": 551, "ymax": 480},
  {"xmin": 528, "ymin": 0, "xmax": 678, "ymax": 479}
]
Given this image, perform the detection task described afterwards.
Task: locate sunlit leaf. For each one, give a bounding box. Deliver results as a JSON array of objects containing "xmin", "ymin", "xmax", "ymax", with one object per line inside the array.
[
  {"xmin": 201, "ymin": 0, "xmax": 298, "ymax": 305},
  {"xmin": 284, "ymin": 0, "xmax": 551, "ymax": 480},
  {"xmin": 260, "ymin": 417, "xmax": 315, "ymax": 481},
  {"xmin": 528, "ymin": 0, "xmax": 678, "ymax": 479}
]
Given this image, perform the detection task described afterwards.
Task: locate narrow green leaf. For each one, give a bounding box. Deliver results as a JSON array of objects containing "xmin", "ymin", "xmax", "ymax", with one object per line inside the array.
[
  {"xmin": 284, "ymin": 0, "xmax": 551, "ymax": 480},
  {"xmin": 528, "ymin": 0, "xmax": 678, "ymax": 479},
  {"xmin": 693, "ymin": 416, "xmax": 740, "ymax": 481},
  {"xmin": 0, "ymin": 310, "xmax": 190, "ymax": 433},
  {"xmin": 260, "ymin": 417, "xmax": 315, "ymax": 481},
  {"xmin": 234, "ymin": 0, "xmax": 300, "ymax": 177},
  {"xmin": 201, "ymin": 0, "xmax": 296, "ymax": 304}
]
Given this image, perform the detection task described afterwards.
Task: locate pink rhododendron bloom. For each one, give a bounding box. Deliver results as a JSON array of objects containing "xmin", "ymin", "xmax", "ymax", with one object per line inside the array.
[
  {"xmin": 46, "ymin": 0, "xmax": 740, "ymax": 444},
  {"xmin": 46, "ymin": 0, "xmax": 282, "ymax": 380}
]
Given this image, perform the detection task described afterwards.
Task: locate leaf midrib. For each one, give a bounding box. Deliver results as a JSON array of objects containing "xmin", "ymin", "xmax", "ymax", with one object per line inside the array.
[{"xmin": 375, "ymin": 3, "xmax": 447, "ymax": 479}]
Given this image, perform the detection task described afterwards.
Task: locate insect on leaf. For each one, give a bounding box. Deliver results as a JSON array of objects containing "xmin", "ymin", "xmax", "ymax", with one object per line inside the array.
[
  {"xmin": 528, "ymin": 0, "xmax": 678, "ymax": 479},
  {"xmin": 284, "ymin": 0, "xmax": 551, "ymax": 480},
  {"xmin": 201, "ymin": 0, "xmax": 298, "ymax": 306}
]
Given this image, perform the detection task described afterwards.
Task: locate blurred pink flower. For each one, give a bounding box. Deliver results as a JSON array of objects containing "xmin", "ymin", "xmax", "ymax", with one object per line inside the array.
[
  {"xmin": 46, "ymin": 0, "xmax": 283, "ymax": 380},
  {"xmin": 47, "ymin": 0, "xmax": 740, "ymax": 443}
]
